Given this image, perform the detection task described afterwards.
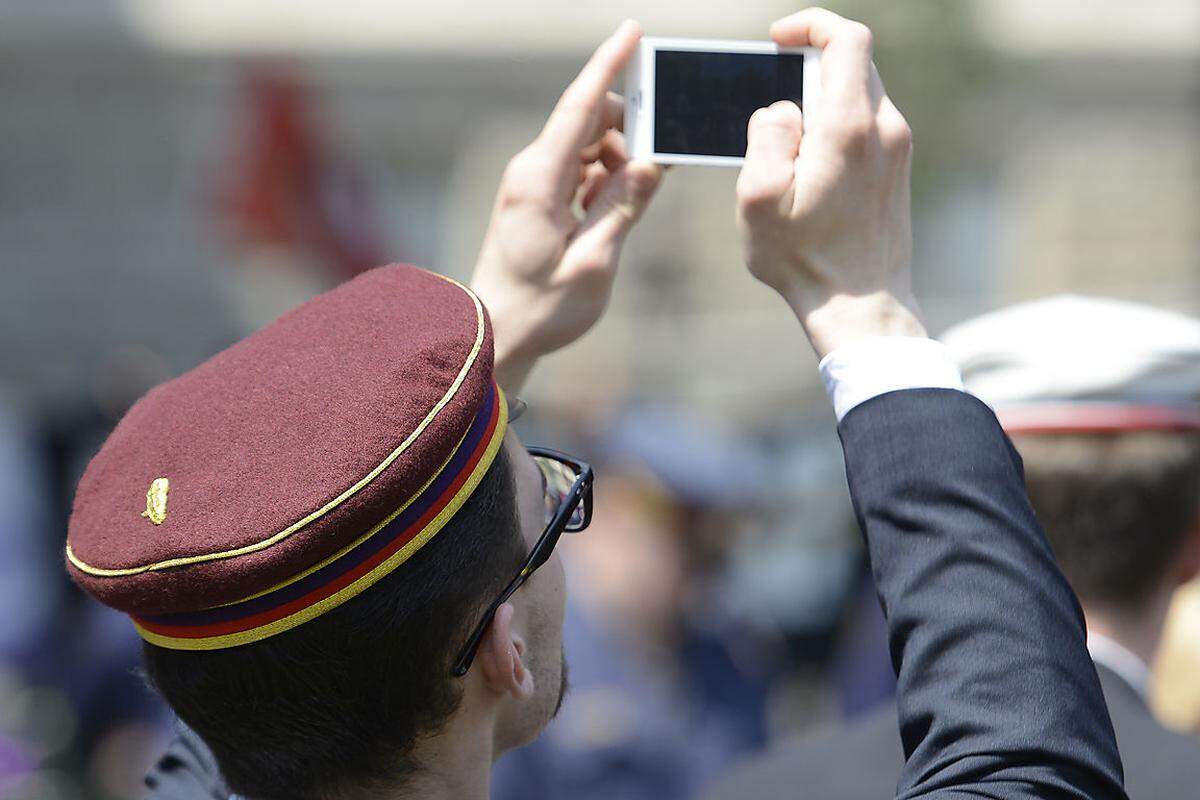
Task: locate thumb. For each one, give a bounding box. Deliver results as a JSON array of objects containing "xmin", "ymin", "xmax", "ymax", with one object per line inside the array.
[
  {"xmin": 576, "ymin": 159, "xmax": 664, "ymax": 247},
  {"xmin": 738, "ymin": 101, "xmax": 803, "ymax": 212}
]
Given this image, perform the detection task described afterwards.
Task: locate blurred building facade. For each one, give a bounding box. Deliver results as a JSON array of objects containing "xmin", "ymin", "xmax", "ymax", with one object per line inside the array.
[{"xmin": 1, "ymin": 0, "xmax": 1196, "ymax": 420}]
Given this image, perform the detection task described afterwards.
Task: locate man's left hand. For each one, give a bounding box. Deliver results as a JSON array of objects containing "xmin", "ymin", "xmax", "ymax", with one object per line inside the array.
[{"xmin": 471, "ymin": 20, "xmax": 664, "ymax": 393}]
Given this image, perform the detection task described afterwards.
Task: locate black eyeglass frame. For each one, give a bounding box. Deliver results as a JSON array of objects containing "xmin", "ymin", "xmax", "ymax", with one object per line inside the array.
[{"xmin": 450, "ymin": 446, "xmax": 593, "ymax": 677}]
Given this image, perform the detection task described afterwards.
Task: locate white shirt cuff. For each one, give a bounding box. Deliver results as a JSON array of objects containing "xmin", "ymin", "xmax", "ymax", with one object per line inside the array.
[{"xmin": 819, "ymin": 337, "xmax": 966, "ymax": 422}]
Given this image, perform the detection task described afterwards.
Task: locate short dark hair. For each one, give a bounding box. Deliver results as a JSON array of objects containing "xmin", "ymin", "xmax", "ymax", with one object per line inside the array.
[
  {"xmin": 142, "ymin": 450, "xmax": 525, "ymax": 800},
  {"xmin": 1013, "ymin": 430, "xmax": 1200, "ymax": 610}
]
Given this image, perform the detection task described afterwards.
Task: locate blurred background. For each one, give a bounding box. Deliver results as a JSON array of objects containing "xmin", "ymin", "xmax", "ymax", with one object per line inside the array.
[{"xmin": 0, "ymin": 1, "xmax": 1197, "ymax": 798}]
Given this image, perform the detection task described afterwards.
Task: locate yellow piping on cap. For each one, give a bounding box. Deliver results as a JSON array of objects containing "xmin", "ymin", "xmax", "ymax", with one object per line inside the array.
[
  {"xmin": 67, "ymin": 273, "xmax": 486, "ymax": 577},
  {"xmin": 132, "ymin": 389, "xmax": 508, "ymax": 650}
]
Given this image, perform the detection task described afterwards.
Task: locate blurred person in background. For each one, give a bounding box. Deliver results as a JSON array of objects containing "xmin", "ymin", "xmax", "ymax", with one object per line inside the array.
[
  {"xmin": 0, "ymin": 387, "xmax": 59, "ymax": 794},
  {"xmin": 63, "ymin": 6, "xmax": 1130, "ymax": 800},
  {"xmin": 0, "ymin": 391, "xmax": 56, "ymax": 681},
  {"xmin": 1, "ymin": 381, "xmax": 167, "ymax": 800},
  {"xmin": 707, "ymin": 295, "xmax": 1200, "ymax": 800},
  {"xmin": 493, "ymin": 404, "xmax": 776, "ymax": 800},
  {"xmin": 587, "ymin": 404, "xmax": 776, "ymax": 751}
]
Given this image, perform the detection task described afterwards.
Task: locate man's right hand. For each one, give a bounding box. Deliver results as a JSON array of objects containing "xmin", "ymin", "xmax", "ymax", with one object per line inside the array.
[
  {"xmin": 736, "ymin": 8, "xmax": 926, "ymax": 360},
  {"xmin": 471, "ymin": 21, "xmax": 663, "ymax": 395}
]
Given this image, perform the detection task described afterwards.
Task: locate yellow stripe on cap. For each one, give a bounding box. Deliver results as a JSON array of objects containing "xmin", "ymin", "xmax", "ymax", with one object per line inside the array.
[{"xmin": 134, "ymin": 386, "xmax": 508, "ymax": 650}]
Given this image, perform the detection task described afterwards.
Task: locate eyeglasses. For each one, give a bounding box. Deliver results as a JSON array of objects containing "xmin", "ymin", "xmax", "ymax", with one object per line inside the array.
[{"xmin": 450, "ymin": 446, "xmax": 593, "ymax": 677}]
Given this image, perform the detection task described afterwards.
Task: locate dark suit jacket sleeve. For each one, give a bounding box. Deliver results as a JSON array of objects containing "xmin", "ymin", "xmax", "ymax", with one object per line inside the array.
[{"xmin": 839, "ymin": 389, "xmax": 1126, "ymax": 799}]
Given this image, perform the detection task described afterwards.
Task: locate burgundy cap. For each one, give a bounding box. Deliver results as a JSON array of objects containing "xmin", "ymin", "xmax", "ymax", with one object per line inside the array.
[{"xmin": 66, "ymin": 265, "xmax": 508, "ymax": 649}]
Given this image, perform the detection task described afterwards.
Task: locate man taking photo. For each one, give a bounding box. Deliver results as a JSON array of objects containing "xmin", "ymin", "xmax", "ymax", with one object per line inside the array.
[{"xmin": 65, "ymin": 9, "xmax": 1127, "ymax": 800}]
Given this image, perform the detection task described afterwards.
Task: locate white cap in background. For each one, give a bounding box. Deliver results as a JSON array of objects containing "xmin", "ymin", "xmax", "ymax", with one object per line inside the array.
[{"xmin": 940, "ymin": 295, "xmax": 1200, "ymax": 433}]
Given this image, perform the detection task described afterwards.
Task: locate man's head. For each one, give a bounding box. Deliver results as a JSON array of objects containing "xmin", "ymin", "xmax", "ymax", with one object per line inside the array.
[
  {"xmin": 64, "ymin": 267, "xmax": 572, "ymax": 799},
  {"xmin": 1012, "ymin": 431, "xmax": 1200, "ymax": 614},
  {"xmin": 942, "ymin": 295, "xmax": 1200, "ymax": 618},
  {"xmin": 142, "ymin": 433, "xmax": 570, "ymax": 799}
]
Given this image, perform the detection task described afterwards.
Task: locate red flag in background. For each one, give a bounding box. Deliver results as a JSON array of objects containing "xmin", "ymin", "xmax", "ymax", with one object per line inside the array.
[{"xmin": 224, "ymin": 70, "xmax": 388, "ymax": 282}]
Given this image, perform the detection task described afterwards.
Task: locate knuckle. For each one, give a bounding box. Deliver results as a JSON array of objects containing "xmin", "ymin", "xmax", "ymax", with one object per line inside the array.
[
  {"xmin": 887, "ymin": 121, "xmax": 914, "ymax": 155},
  {"xmin": 625, "ymin": 167, "xmax": 661, "ymax": 201},
  {"xmin": 736, "ymin": 174, "xmax": 784, "ymax": 213},
  {"xmin": 848, "ymin": 21, "xmax": 874, "ymax": 49},
  {"xmin": 831, "ymin": 115, "xmax": 874, "ymax": 153},
  {"xmin": 499, "ymin": 148, "xmax": 547, "ymax": 205},
  {"xmin": 878, "ymin": 108, "xmax": 913, "ymax": 155},
  {"xmin": 501, "ymin": 149, "xmax": 531, "ymax": 183}
]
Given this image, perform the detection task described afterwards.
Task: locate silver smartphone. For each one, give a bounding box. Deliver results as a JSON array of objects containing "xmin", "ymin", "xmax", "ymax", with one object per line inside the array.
[{"xmin": 625, "ymin": 37, "xmax": 822, "ymax": 167}]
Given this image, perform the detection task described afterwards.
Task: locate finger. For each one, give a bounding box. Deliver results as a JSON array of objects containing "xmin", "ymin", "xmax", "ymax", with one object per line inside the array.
[
  {"xmin": 769, "ymin": 8, "xmax": 873, "ymax": 108},
  {"xmin": 580, "ymin": 140, "xmax": 603, "ymax": 164},
  {"xmin": 580, "ymin": 130, "xmax": 629, "ymax": 211},
  {"xmin": 603, "ymin": 91, "xmax": 625, "ymax": 134},
  {"xmin": 540, "ymin": 21, "xmax": 640, "ymax": 158},
  {"xmin": 573, "ymin": 160, "xmax": 664, "ymax": 254},
  {"xmin": 577, "ymin": 162, "xmax": 610, "ymax": 212},
  {"xmin": 579, "ymin": 103, "xmax": 626, "ymax": 164},
  {"xmin": 598, "ymin": 130, "xmax": 628, "ymax": 174},
  {"xmin": 745, "ymin": 101, "xmax": 803, "ymax": 161},
  {"xmin": 738, "ymin": 101, "xmax": 803, "ymax": 211}
]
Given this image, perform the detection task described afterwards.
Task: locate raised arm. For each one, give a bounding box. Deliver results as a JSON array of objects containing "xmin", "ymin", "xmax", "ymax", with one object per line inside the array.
[{"xmin": 735, "ymin": 8, "xmax": 1127, "ymax": 797}]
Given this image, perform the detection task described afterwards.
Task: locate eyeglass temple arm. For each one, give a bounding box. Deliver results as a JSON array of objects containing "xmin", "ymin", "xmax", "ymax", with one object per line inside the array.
[{"xmin": 450, "ymin": 575, "xmax": 525, "ymax": 677}]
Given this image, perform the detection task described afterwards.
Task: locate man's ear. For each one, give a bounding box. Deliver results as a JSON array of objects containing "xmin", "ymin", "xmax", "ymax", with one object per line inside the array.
[{"xmin": 477, "ymin": 602, "xmax": 535, "ymax": 701}]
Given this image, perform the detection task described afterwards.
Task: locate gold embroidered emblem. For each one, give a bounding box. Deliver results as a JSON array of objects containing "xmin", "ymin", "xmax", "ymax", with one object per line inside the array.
[{"xmin": 142, "ymin": 477, "xmax": 170, "ymax": 525}]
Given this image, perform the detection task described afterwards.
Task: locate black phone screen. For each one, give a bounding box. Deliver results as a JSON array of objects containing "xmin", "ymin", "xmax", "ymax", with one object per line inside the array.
[{"xmin": 654, "ymin": 50, "xmax": 804, "ymax": 158}]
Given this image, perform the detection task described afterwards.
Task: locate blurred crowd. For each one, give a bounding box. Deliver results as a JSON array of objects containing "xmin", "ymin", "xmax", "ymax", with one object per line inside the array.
[
  {"xmin": 1, "ymin": 2, "xmax": 1198, "ymax": 799},
  {"xmin": 4, "ymin": 300, "xmax": 1200, "ymax": 800}
]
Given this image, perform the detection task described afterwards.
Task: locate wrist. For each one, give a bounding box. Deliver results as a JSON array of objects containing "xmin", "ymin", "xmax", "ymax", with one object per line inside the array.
[
  {"xmin": 493, "ymin": 355, "xmax": 537, "ymax": 396},
  {"xmin": 790, "ymin": 289, "xmax": 927, "ymax": 361},
  {"xmin": 478, "ymin": 304, "xmax": 537, "ymax": 395}
]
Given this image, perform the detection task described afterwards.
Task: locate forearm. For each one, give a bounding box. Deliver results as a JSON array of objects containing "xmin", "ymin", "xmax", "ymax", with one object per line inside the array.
[
  {"xmin": 490, "ymin": 339, "xmax": 538, "ymax": 397},
  {"xmin": 838, "ymin": 389, "xmax": 1127, "ymax": 799},
  {"xmin": 472, "ymin": 274, "xmax": 543, "ymax": 396}
]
